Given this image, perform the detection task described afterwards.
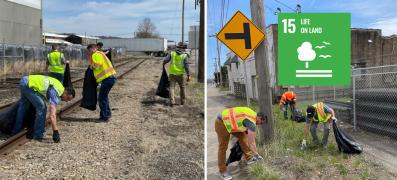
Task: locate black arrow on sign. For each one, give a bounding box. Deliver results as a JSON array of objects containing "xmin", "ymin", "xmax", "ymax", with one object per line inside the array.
[{"xmin": 224, "ymin": 23, "xmax": 251, "ymax": 49}]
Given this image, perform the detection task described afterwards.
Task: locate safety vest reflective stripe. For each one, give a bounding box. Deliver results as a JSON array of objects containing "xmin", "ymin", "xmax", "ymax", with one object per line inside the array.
[
  {"xmin": 317, "ymin": 102, "xmax": 327, "ymax": 119},
  {"xmin": 228, "ymin": 109, "xmax": 238, "ymax": 130},
  {"xmin": 42, "ymin": 77, "xmax": 49, "ymax": 97},
  {"xmin": 94, "ymin": 53, "xmax": 113, "ymax": 80},
  {"xmin": 95, "ymin": 67, "xmax": 115, "ymax": 80}
]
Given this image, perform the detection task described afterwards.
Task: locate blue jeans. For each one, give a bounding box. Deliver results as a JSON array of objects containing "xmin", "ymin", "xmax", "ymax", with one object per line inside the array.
[
  {"xmin": 98, "ymin": 77, "xmax": 116, "ymax": 120},
  {"xmin": 12, "ymin": 83, "xmax": 47, "ymax": 139},
  {"xmin": 49, "ymin": 72, "xmax": 64, "ymax": 83}
]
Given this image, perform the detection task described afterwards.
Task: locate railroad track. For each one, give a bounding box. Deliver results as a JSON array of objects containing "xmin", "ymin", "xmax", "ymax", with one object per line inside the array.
[
  {"xmin": 0, "ymin": 58, "xmax": 134, "ymax": 110},
  {"xmin": 0, "ymin": 58, "xmax": 146, "ymax": 157}
]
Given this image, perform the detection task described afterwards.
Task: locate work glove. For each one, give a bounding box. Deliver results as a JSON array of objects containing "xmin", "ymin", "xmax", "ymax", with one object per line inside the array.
[
  {"xmin": 53, "ymin": 130, "xmax": 60, "ymax": 143},
  {"xmin": 300, "ymin": 139, "xmax": 307, "ymax": 150}
]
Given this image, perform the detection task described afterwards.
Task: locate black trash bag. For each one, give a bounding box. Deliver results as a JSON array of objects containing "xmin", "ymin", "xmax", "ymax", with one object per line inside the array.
[
  {"xmin": 80, "ymin": 67, "xmax": 98, "ymax": 111},
  {"xmin": 155, "ymin": 66, "xmax": 170, "ymax": 98},
  {"xmin": 63, "ymin": 63, "xmax": 73, "ymax": 89},
  {"xmin": 333, "ymin": 121, "xmax": 363, "ymax": 154},
  {"xmin": 226, "ymin": 141, "xmax": 243, "ymax": 166},
  {"xmin": 293, "ymin": 110, "xmax": 306, "ymax": 123},
  {"xmin": 0, "ymin": 101, "xmax": 36, "ymax": 135},
  {"xmin": 106, "ymin": 49, "xmax": 113, "ymax": 65}
]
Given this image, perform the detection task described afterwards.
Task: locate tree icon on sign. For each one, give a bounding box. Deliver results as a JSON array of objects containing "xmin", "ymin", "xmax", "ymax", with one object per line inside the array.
[{"xmin": 297, "ymin": 42, "xmax": 316, "ymax": 68}]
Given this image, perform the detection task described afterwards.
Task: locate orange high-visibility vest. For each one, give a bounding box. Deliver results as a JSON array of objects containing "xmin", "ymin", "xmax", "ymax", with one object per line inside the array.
[{"xmin": 280, "ymin": 91, "xmax": 297, "ymax": 105}]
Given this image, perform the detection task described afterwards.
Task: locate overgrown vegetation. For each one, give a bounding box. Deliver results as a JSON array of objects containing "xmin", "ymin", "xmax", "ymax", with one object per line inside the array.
[{"xmin": 246, "ymin": 101, "xmax": 396, "ymax": 179}]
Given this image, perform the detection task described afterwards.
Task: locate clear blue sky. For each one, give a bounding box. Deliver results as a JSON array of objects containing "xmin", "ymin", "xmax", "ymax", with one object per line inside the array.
[
  {"xmin": 43, "ymin": 0, "xmax": 200, "ymax": 42},
  {"xmin": 207, "ymin": 0, "xmax": 397, "ymax": 79}
]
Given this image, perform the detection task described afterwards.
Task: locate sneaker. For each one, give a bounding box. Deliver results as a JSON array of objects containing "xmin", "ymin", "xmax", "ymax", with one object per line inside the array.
[
  {"xmin": 219, "ymin": 172, "xmax": 232, "ymax": 180},
  {"xmin": 246, "ymin": 157, "xmax": 259, "ymax": 165},
  {"xmin": 254, "ymin": 154, "xmax": 264, "ymax": 161}
]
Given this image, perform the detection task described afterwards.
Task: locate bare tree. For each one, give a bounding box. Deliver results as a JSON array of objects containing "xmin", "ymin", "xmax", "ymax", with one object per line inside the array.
[{"xmin": 135, "ymin": 18, "xmax": 160, "ymax": 38}]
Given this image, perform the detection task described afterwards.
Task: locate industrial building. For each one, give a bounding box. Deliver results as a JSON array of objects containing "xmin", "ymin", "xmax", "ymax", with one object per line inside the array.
[{"xmin": 0, "ymin": 0, "xmax": 42, "ymax": 45}]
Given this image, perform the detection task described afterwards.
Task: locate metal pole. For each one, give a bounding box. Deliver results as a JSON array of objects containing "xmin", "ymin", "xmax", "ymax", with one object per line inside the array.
[
  {"xmin": 312, "ymin": 86, "xmax": 315, "ymax": 103},
  {"xmin": 244, "ymin": 60, "xmax": 251, "ymax": 107},
  {"xmin": 353, "ymin": 72, "xmax": 356, "ymax": 130},
  {"xmin": 181, "ymin": 0, "xmax": 185, "ymax": 44},
  {"xmin": 333, "ymin": 86, "xmax": 336, "ymax": 100}
]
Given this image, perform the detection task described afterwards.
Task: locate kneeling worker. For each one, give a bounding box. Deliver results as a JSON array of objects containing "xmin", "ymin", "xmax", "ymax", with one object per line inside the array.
[
  {"xmin": 215, "ymin": 107, "xmax": 265, "ymax": 180},
  {"xmin": 12, "ymin": 75, "xmax": 75, "ymax": 142},
  {"xmin": 301, "ymin": 102, "xmax": 336, "ymax": 150}
]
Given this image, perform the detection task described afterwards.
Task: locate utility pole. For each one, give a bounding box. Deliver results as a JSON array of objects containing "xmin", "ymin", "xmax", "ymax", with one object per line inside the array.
[
  {"xmin": 250, "ymin": 0, "xmax": 274, "ymax": 143},
  {"xmin": 198, "ymin": 0, "xmax": 204, "ymax": 83},
  {"xmin": 216, "ymin": 39, "xmax": 223, "ymax": 87},
  {"xmin": 181, "ymin": 0, "xmax": 185, "ymax": 44}
]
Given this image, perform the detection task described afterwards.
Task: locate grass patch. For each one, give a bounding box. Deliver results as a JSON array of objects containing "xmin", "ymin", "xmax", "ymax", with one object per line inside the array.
[{"xmin": 247, "ymin": 101, "xmax": 394, "ymax": 179}]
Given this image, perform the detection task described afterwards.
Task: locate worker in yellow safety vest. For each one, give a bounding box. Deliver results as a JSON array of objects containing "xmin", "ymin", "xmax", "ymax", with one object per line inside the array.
[
  {"xmin": 163, "ymin": 42, "xmax": 191, "ymax": 106},
  {"xmin": 215, "ymin": 107, "xmax": 265, "ymax": 180},
  {"xmin": 46, "ymin": 44, "xmax": 69, "ymax": 83},
  {"xmin": 87, "ymin": 44, "xmax": 117, "ymax": 122},
  {"xmin": 301, "ymin": 102, "xmax": 337, "ymax": 150},
  {"xmin": 12, "ymin": 75, "xmax": 75, "ymax": 142}
]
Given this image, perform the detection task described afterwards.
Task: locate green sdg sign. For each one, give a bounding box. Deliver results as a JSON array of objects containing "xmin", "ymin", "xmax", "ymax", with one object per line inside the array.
[{"xmin": 278, "ymin": 13, "xmax": 351, "ymax": 86}]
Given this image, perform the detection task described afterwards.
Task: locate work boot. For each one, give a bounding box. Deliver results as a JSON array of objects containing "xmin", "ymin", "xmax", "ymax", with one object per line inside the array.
[{"xmin": 219, "ymin": 172, "xmax": 232, "ymax": 180}]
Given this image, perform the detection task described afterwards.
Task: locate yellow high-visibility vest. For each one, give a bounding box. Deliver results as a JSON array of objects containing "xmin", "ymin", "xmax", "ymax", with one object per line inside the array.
[
  {"xmin": 90, "ymin": 51, "xmax": 116, "ymax": 83},
  {"xmin": 47, "ymin": 51, "xmax": 65, "ymax": 74},
  {"xmin": 28, "ymin": 75, "xmax": 64, "ymax": 98},
  {"xmin": 312, "ymin": 102, "xmax": 332, "ymax": 122},
  {"xmin": 221, "ymin": 107, "xmax": 257, "ymax": 133},
  {"xmin": 168, "ymin": 51, "xmax": 186, "ymax": 75}
]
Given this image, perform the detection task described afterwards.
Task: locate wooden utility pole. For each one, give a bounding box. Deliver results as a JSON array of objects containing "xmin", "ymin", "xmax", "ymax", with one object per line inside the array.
[
  {"xmin": 181, "ymin": 0, "xmax": 185, "ymax": 44},
  {"xmin": 216, "ymin": 39, "xmax": 223, "ymax": 86},
  {"xmin": 198, "ymin": 0, "xmax": 204, "ymax": 83},
  {"xmin": 250, "ymin": 0, "xmax": 274, "ymax": 142}
]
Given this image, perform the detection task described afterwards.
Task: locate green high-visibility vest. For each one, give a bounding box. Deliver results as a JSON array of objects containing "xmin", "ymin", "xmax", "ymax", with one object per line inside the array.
[
  {"xmin": 28, "ymin": 75, "xmax": 64, "ymax": 99},
  {"xmin": 47, "ymin": 51, "xmax": 65, "ymax": 74},
  {"xmin": 168, "ymin": 51, "xmax": 187, "ymax": 75},
  {"xmin": 221, "ymin": 107, "xmax": 257, "ymax": 133}
]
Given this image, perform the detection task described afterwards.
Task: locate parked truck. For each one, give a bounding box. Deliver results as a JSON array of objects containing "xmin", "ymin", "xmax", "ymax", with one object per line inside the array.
[{"xmin": 100, "ymin": 38, "xmax": 168, "ymax": 56}]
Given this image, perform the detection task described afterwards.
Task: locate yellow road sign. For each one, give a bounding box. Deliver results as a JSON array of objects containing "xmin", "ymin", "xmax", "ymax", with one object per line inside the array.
[{"xmin": 217, "ymin": 11, "xmax": 266, "ymax": 60}]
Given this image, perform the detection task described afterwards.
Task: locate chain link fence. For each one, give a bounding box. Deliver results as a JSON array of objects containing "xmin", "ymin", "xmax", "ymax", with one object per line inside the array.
[
  {"xmin": 352, "ymin": 65, "xmax": 397, "ymax": 139},
  {"xmin": 0, "ymin": 42, "xmax": 126, "ymax": 80}
]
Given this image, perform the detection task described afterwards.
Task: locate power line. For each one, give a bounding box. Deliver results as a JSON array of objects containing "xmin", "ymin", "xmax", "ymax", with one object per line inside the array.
[{"xmin": 273, "ymin": 0, "xmax": 295, "ymax": 12}]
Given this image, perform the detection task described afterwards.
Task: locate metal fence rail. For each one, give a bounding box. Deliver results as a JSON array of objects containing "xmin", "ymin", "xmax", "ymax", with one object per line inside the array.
[{"xmin": 1, "ymin": 41, "xmax": 126, "ymax": 80}]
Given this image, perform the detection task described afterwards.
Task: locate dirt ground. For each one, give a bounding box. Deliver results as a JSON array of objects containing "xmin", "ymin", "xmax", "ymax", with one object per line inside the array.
[
  {"xmin": 207, "ymin": 86, "xmax": 251, "ymax": 180},
  {"xmin": 0, "ymin": 58, "xmax": 204, "ymax": 179}
]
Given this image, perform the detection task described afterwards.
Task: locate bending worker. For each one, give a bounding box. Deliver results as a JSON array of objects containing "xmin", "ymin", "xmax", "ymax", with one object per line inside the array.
[
  {"xmin": 301, "ymin": 102, "xmax": 336, "ymax": 150},
  {"xmin": 12, "ymin": 75, "xmax": 75, "ymax": 142},
  {"xmin": 46, "ymin": 44, "xmax": 68, "ymax": 83},
  {"xmin": 279, "ymin": 90, "xmax": 297, "ymax": 120},
  {"xmin": 215, "ymin": 107, "xmax": 264, "ymax": 180},
  {"xmin": 163, "ymin": 42, "xmax": 190, "ymax": 106},
  {"xmin": 87, "ymin": 44, "xmax": 117, "ymax": 122}
]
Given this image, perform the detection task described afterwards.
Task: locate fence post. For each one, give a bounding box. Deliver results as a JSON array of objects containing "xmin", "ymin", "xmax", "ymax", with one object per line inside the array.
[{"xmin": 353, "ymin": 69, "xmax": 356, "ymax": 130}]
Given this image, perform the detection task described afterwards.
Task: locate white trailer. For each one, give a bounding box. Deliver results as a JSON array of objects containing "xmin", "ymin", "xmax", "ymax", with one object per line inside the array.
[{"xmin": 100, "ymin": 38, "xmax": 167, "ymax": 56}]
